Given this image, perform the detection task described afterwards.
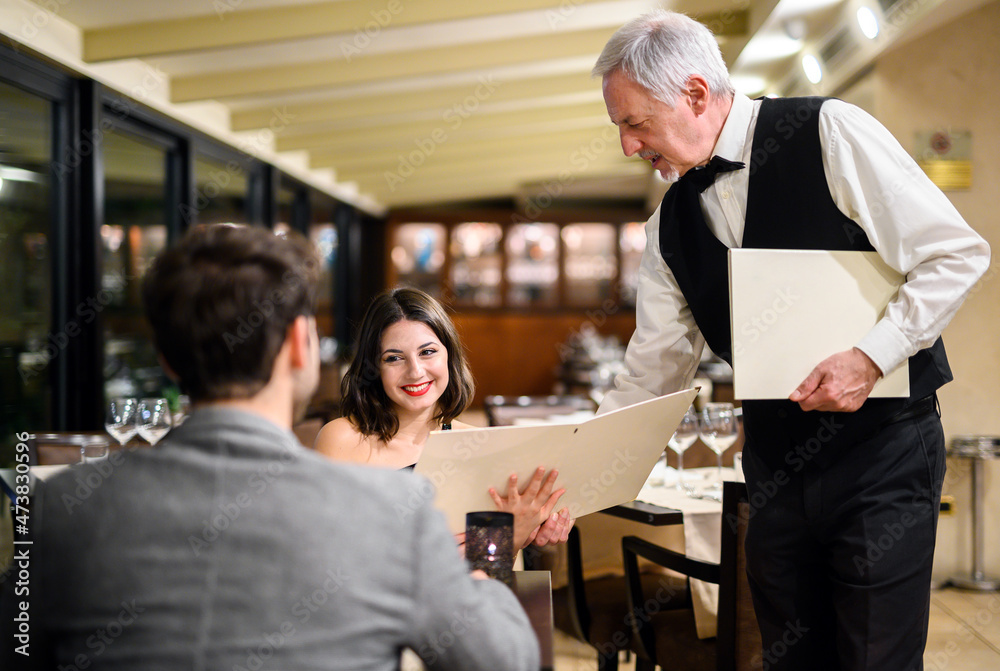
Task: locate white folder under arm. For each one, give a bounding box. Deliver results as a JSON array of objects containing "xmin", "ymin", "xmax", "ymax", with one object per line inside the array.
[{"xmin": 729, "ymin": 248, "xmax": 909, "ymax": 400}]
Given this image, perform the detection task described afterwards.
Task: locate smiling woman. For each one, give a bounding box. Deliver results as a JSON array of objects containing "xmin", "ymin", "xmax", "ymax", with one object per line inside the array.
[
  {"xmin": 319, "ymin": 287, "xmax": 472, "ymax": 462},
  {"xmin": 313, "ymin": 287, "xmax": 574, "ymax": 549}
]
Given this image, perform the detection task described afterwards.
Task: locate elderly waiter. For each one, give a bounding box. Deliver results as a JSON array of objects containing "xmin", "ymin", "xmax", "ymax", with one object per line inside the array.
[{"xmin": 594, "ymin": 9, "xmax": 990, "ymax": 670}]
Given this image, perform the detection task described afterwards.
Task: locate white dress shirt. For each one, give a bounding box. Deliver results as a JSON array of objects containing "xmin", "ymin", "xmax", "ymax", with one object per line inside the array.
[{"xmin": 599, "ymin": 94, "xmax": 991, "ymax": 414}]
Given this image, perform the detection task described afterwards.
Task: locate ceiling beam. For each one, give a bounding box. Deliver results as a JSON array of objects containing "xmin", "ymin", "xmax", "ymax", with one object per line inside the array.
[
  {"xmin": 343, "ymin": 145, "xmax": 635, "ymax": 186},
  {"xmin": 350, "ymin": 150, "xmax": 642, "ymax": 194},
  {"xmin": 276, "ymin": 100, "xmax": 610, "ymax": 152},
  {"xmin": 377, "ymin": 179, "xmax": 522, "ymax": 208},
  {"xmin": 170, "ymin": 26, "xmax": 618, "ymax": 102},
  {"xmin": 361, "ymin": 162, "xmax": 649, "ymax": 207},
  {"xmin": 83, "ymin": 0, "xmax": 615, "ymax": 62},
  {"xmin": 311, "ymin": 125, "xmax": 621, "ymax": 171},
  {"xmin": 230, "ymin": 70, "xmax": 599, "ymax": 131}
]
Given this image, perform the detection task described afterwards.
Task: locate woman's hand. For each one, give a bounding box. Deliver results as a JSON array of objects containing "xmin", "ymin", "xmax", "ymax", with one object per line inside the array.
[
  {"xmin": 531, "ymin": 508, "xmax": 574, "ymax": 547},
  {"xmin": 488, "ymin": 467, "xmax": 566, "ymax": 549}
]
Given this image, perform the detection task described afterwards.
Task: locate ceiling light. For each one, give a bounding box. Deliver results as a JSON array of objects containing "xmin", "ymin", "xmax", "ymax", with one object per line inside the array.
[
  {"xmin": 782, "ymin": 17, "xmax": 807, "ymax": 40},
  {"xmin": 802, "ymin": 54, "xmax": 823, "ymax": 84},
  {"xmin": 857, "ymin": 6, "xmax": 880, "ymax": 39},
  {"xmin": 0, "ymin": 166, "xmax": 42, "ymax": 184},
  {"xmin": 739, "ymin": 34, "xmax": 803, "ymax": 65},
  {"xmin": 731, "ymin": 75, "xmax": 767, "ymax": 95}
]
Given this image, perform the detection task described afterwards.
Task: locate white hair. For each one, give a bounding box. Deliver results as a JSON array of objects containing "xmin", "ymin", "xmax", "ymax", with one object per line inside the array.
[{"xmin": 592, "ymin": 10, "xmax": 735, "ymax": 106}]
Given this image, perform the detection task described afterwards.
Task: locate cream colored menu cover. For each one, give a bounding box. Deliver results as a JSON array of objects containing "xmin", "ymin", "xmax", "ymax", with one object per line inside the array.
[
  {"xmin": 413, "ymin": 388, "xmax": 699, "ymax": 533},
  {"xmin": 729, "ymin": 248, "xmax": 908, "ymax": 400}
]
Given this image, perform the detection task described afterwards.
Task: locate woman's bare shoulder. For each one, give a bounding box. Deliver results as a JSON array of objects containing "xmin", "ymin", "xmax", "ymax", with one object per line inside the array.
[
  {"xmin": 450, "ymin": 419, "xmax": 481, "ymax": 430},
  {"xmin": 313, "ymin": 417, "xmax": 371, "ymax": 463}
]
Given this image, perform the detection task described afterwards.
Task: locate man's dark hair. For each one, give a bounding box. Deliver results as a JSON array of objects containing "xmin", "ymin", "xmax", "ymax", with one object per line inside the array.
[
  {"xmin": 340, "ymin": 287, "xmax": 475, "ymax": 443},
  {"xmin": 142, "ymin": 224, "xmax": 319, "ymax": 401}
]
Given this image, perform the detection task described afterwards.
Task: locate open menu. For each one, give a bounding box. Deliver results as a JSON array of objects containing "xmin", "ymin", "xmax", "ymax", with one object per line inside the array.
[
  {"xmin": 729, "ymin": 248, "xmax": 909, "ymax": 400},
  {"xmin": 413, "ymin": 388, "xmax": 699, "ymax": 533}
]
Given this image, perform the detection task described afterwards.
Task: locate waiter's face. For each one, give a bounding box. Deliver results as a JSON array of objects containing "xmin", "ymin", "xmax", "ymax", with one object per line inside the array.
[{"xmin": 602, "ymin": 69, "xmax": 712, "ymax": 182}]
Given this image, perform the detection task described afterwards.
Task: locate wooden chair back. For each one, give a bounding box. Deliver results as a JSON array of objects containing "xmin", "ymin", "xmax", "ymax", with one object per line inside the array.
[
  {"xmin": 716, "ymin": 481, "xmax": 763, "ymax": 671},
  {"xmin": 621, "ymin": 481, "xmax": 763, "ymax": 671},
  {"xmin": 28, "ymin": 432, "xmax": 147, "ymax": 466},
  {"xmin": 29, "ymin": 433, "xmax": 99, "ymax": 465}
]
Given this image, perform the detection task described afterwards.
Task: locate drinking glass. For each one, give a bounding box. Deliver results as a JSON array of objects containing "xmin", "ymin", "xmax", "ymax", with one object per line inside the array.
[
  {"xmin": 172, "ymin": 395, "xmax": 192, "ymax": 427},
  {"xmin": 465, "ymin": 511, "xmax": 514, "ymax": 586},
  {"xmin": 105, "ymin": 397, "xmax": 138, "ymax": 446},
  {"xmin": 137, "ymin": 397, "xmax": 172, "ymax": 446},
  {"xmin": 698, "ymin": 402, "xmax": 739, "ymax": 490},
  {"xmin": 80, "ymin": 436, "xmax": 110, "ymax": 463},
  {"xmin": 667, "ymin": 406, "xmax": 699, "ymax": 492}
]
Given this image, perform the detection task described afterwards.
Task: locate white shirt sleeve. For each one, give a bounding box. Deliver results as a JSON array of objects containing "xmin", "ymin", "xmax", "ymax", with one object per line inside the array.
[
  {"xmin": 819, "ymin": 100, "xmax": 991, "ymax": 376},
  {"xmin": 597, "ymin": 206, "xmax": 705, "ymax": 415}
]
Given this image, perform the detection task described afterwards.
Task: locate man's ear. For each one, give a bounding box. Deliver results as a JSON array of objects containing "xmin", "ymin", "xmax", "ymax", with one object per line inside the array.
[
  {"xmin": 287, "ymin": 315, "xmax": 314, "ymax": 369},
  {"xmin": 685, "ymin": 75, "xmax": 711, "ymax": 114}
]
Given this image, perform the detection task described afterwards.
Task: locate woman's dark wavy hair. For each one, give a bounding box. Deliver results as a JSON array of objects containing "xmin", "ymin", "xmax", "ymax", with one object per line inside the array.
[{"xmin": 340, "ymin": 287, "xmax": 475, "ymax": 443}]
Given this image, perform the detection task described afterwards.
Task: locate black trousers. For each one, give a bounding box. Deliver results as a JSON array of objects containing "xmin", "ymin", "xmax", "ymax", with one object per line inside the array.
[{"xmin": 742, "ymin": 406, "xmax": 945, "ymax": 671}]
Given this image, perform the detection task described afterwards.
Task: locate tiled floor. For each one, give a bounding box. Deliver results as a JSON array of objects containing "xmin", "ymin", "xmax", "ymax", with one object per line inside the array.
[
  {"xmin": 553, "ymin": 588, "xmax": 1000, "ymax": 670},
  {"xmin": 925, "ymin": 588, "xmax": 1000, "ymax": 670}
]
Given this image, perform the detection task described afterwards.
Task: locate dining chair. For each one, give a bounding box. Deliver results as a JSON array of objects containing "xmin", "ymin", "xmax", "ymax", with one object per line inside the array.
[
  {"xmin": 28, "ymin": 433, "xmax": 102, "ymax": 466},
  {"xmin": 621, "ymin": 481, "xmax": 763, "ymax": 671},
  {"xmin": 536, "ymin": 525, "xmax": 690, "ymax": 671},
  {"xmin": 292, "ymin": 417, "xmax": 326, "ymax": 449}
]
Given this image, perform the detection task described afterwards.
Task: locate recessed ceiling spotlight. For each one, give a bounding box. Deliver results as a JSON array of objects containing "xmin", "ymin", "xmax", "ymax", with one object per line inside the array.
[
  {"xmin": 739, "ymin": 34, "xmax": 803, "ymax": 65},
  {"xmin": 731, "ymin": 75, "xmax": 767, "ymax": 95},
  {"xmin": 857, "ymin": 6, "xmax": 880, "ymax": 39},
  {"xmin": 802, "ymin": 54, "xmax": 823, "ymax": 84},
  {"xmin": 782, "ymin": 17, "xmax": 807, "ymax": 40}
]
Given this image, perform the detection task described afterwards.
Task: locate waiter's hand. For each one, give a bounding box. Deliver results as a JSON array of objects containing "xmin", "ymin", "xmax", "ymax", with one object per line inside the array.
[{"xmin": 790, "ymin": 347, "xmax": 882, "ymax": 412}]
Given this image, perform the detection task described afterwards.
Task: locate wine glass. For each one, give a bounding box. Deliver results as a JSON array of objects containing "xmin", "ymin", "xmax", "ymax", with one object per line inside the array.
[
  {"xmin": 698, "ymin": 402, "xmax": 740, "ymax": 490},
  {"xmin": 667, "ymin": 406, "xmax": 699, "ymax": 492},
  {"xmin": 137, "ymin": 397, "xmax": 172, "ymax": 446},
  {"xmin": 105, "ymin": 397, "xmax": 138, "ymax": 447}
]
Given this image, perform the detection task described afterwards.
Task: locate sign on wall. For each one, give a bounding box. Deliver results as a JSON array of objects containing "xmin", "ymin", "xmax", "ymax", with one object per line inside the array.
[{"xmin": 915, "ymin": 129, "xmax": 972, "ymax": 190}]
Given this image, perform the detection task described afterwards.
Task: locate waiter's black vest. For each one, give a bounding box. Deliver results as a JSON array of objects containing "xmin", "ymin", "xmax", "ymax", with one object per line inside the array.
[{"xmin": 658, "ymin": 96, "xmax": 951, "ymax": 469}]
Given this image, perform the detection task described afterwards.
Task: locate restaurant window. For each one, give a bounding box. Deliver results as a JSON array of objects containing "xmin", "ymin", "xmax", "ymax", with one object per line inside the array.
[
  {"xmin": 619, "ymin": 221, "xmax": 646, "ymax": 307},
  {"xmin": 451, "ymin": 222, "xmax": 502, "ymax": 308},
  {"xmin": 390, "ymin": 223, "xmax": 446, "ymax": 299},
  {"xmin": 275, "ymin": 185, "xmax": 294, "ymax": 234},
  {"xmin": 562, "ymin": 223, "xmax": 617, "ymax": 307},
  {"xmin": 310, "ymin": 191, "xmax": 338, "ymax": 340},
  {"xmin": 194, "ymin": 153, "xmax": 249, "ymax": 225},
  {"xmin": 0, "ymin": 79, "xmax": 53, "ymax": 433},
  {"xmin": 506, "ymin": 222, "xmax": 559, "ymax": 308},
  {"xmin": 101, "ymin": 127, "xmax": 174, "ymax": 401},
  {"xmin": 275, "ymin": 175, "xmax": 309, "ymax": 235}
]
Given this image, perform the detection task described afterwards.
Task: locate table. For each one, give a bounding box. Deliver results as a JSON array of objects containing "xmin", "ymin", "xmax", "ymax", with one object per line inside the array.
[
  {"xmin": 511, "ymin": 570, "xmax": 554, "ymax": 671},
  {"xmin": 600, "ymin": 499, "xmax": 683, "ymax": 526},
  {"xmin": 400, "ymin": 570, "xmax": 553, "ymax": 671}
]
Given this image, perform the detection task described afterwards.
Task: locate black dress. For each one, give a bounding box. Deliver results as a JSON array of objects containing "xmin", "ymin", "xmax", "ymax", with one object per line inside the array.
[{"xmin": 401, "ymin": 423, "xmax": 451, "ymax": 471}]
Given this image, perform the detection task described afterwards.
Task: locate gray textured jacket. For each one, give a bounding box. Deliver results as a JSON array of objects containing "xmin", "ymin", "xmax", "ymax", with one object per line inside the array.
[{"xmin": 13, "ymin": 408, "xmax": 538, "ymax": 670}]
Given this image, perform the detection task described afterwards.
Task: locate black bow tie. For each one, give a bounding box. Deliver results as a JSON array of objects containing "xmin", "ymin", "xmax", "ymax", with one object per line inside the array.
[{"xmin": 682, "ymin": 156, "xmax": 746, "ymax": 193}]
